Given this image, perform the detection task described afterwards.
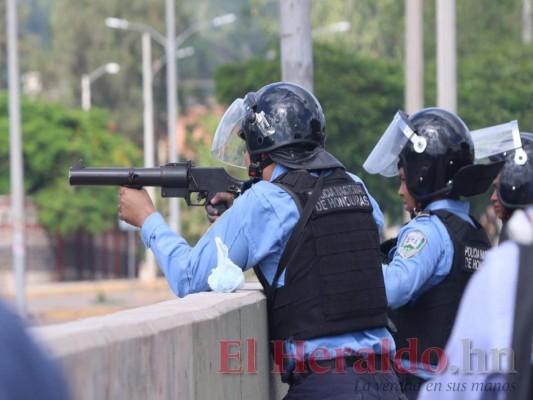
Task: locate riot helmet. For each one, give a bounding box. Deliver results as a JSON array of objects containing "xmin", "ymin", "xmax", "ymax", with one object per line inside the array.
[
  {"xmin": 498, "ymin": 132, "xmax": 533, "ymax": 209},
  {"xmin": 364, "ymin": 108, "xmax": 499, "ymax": 207},
  {"xmin": 212, "ymin": 82, "xmax": 343, "ymax": 177},
  {"xmin": 241, "ymin": 82, "xmax": 326, "ymax": 155},
  {"xmin": 399, "ymin": 108, "xmax": 474, "ymax": 201},
  {"xmin": 471, "ymin": 122, "xmax": 533, "ymax": 211}
]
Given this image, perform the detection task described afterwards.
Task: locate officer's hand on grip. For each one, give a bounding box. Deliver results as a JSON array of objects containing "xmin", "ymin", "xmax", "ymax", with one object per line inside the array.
[
  {"xmin": 118, "ymin": 187, "xmax": 157, "ymax": 228},
  {"xmin": 205, "ymin": 192, "xmax": 234, "ymax": 224}
]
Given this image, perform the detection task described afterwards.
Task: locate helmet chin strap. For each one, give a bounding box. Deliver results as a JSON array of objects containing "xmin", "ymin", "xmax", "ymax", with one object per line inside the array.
[
  {"xmin": 248, "ymin": 154, "xmax": 274, "ymax": 178},
  {"xmin": 410, "ymin": 198, "xmax": 430, "ymax": 219}
]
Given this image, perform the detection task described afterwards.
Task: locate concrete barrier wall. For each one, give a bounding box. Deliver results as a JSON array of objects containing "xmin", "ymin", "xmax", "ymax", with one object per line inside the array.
[{"xmin": 31, "ymin": 283, "xmax": 288, "ymax": 400}]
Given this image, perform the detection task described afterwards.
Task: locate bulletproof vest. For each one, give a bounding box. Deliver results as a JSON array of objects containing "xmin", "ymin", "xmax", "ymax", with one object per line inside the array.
[
  {"xmin": 390, "ymin": 210, "xmax": 491, "ymax": 367},
  {"xmin": 254, "ymin": 168, "xmax": 388, "ymax": 342}
]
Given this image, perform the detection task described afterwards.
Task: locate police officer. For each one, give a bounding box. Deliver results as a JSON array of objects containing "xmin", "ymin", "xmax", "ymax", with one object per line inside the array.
[
  {"xmin": 417, "ymin": 179, "xmax": 533, "ymax": 400},
  {"xmin": 118, "ymin": 82, "xmax": 403, "ymax": 399},
  {"xmin": 363, "ymin": 108, "xmax": 501, "ymax": 399},
  {"xmin": 488, "ymin": 132, "xmax": 533, "ymax": 243}
]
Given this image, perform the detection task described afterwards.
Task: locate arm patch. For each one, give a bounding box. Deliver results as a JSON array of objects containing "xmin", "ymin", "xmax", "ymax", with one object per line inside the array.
[{"xmin": 398, "ymin": 230, "xmax": 427, "ymax": 258}]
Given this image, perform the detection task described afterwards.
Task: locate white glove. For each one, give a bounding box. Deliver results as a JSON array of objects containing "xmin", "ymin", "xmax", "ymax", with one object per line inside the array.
[{"xmin": 207, "ymin": 237, "xmax": 245, "ymax": 293}]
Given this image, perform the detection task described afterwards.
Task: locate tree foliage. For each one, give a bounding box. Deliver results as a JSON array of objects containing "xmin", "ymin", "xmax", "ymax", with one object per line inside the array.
[
  {"xmin": 0, "ymin": 93, "xmax": 141, "ymax": 235},
  {"xmin": 4, "ymin": 0, "xmax": 533, "ymax": 228}
]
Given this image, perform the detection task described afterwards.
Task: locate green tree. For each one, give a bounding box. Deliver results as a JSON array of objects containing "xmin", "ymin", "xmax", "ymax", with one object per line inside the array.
[
  {"xmin": 7, "ymin": 0, "xmax": 533, "ymax": 227},
  {"xmin": 0, "ymin": 93, "xmax": 141, "ymax": 235}
]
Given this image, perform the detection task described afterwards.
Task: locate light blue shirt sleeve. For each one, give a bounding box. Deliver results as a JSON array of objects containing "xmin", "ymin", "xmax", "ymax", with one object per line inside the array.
[
  {"xmin": 382, "ymin": 199, "xmax": 472, "ymax": 309},
  {"xmin": 141, "ymin": 178, "xmax": 298, "ymax": 297}
]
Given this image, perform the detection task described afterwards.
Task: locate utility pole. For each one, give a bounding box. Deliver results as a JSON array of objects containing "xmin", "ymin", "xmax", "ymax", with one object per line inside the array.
[
  {"xmin": 141, "ymin": 32, "xmax": 158, "ymax": 280},
  {"xmin": 523, "ymin": 0, "xmax": 533, "ymax": 44},
  {"xmin": 166, "ymin": 0, "xmax": 181, "ymax": 235},
  {"xmin": 279, "ymin": 0, "xmax": 313, "ymax": 91},
  {"xmin": 404, "ymin": 0, "xmax": 424, "ymax": 224},
  {"xmin": 436, "ymin": 0, "xmax": 457, "ymax": 112},
  {"xmin": 405, "ymin": 0, "xmax": 424, "ymax": 114},
  {"xmin": 7, "ymin": 0, "xmax": 26, "ymax": 316}
]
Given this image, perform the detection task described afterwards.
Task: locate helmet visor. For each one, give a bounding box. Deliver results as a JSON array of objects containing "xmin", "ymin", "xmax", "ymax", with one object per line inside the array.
[
  {"xmin": 211, "ymin": 98, "xmax": 248, "ymax": 168},
  {"xmin": 363, "ymin": 110, "xmax": 426, "ymax": 177},
  {"xmin": 471, "ymin": 120, "xmax": 521, "ymax": 161}
]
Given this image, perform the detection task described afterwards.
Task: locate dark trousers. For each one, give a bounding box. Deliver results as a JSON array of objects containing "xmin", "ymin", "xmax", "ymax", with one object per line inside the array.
[
  {"xmin": 283, "ymin": 357, "xmax": 405, "ymax": 400},
  {"xmin": 397, "ymin": 372, "xmax": 427, "ymax": 400}
]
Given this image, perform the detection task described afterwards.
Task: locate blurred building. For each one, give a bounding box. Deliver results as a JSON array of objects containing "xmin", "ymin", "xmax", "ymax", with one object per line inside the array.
[{"xmin": 0, "ymin": 195, "xmax": 136, "ymax": 289}]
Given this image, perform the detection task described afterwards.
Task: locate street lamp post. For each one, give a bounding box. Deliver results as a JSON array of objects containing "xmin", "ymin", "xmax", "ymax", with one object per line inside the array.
[
  {"xmin": 81, "ymin": 62, "xmax": 120, "ymax": 111},
  {"xmin": 166, "ymin": 0, "xmax": 178, "ymax": 233},
  {"xmin": 105, "ymin": 10, "xmax": 236, "ymax": 234},
  {"xmin": 7, "ymin": 0, "xmax": 26, "ymax": 316}
]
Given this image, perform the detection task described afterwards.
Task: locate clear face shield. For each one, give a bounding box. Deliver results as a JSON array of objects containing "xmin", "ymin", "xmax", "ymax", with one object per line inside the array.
[
  {"xmin": 211, "ymin": 98, "xmax": 248, "ymax": 168},
  {"xmin": 211, "ymin": 97, "xmax": 277, "ymax": 168},
  {"xmin": 470, "ymin": 120, "xmax": 527, "ymax": 166},
  {"xmin": 363, "ymin": 110, "xmax": 427, "ymax": 177}
]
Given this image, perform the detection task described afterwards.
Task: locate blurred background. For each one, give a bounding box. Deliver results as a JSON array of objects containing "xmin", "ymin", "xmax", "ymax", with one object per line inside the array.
[{"xmin": 0, "ymin": 0, "xmax": 531, "ymax": 322}]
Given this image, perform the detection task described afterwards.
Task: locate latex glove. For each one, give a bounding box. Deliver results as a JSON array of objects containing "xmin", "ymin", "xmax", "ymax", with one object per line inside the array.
[{"xmin": 207, "ymin": 237, "xmax": 245, "ymax": 293}]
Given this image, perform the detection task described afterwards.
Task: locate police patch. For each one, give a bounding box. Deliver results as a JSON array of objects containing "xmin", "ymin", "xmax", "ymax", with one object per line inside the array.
[{"xmin": 398, "ymin": 231, "xmax": 427, "ymax": 258}]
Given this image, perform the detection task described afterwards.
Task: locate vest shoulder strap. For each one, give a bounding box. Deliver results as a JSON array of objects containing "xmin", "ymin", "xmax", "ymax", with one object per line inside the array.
[{"xmin": 269, "ymin": 171, "xmax": 326, "ymax": 301}]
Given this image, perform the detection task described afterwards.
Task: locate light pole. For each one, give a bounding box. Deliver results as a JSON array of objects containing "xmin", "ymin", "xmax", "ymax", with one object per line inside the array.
[
  {"xmin": 7, "ymin": 0, "xmax": 26, "ymax": 316},
  {"xmin": 81, "ymin": 62, "xmax": 120, "ymax": 111},
  {"xmin": 105, "ymin": 10, "xmax": 236, "ymax": 234},
  {"xmin": 152, "ymin": 47, "xmax": 195, "ymax": 76},
  {"xmin": 173, "ymin": 12, "xmax": 236, "ymax": 49}
]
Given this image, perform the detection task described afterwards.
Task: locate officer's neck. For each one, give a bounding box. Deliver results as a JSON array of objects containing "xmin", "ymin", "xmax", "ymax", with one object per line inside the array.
[{"xmin": 261, "ymin": 162, "xmax": 276, "ymax": 181}]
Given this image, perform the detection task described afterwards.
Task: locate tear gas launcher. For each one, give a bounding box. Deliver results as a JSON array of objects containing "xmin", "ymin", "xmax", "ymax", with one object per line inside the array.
[{"xmin": 69, "ymin": 160, "xmax": 245, "ymax": 212}]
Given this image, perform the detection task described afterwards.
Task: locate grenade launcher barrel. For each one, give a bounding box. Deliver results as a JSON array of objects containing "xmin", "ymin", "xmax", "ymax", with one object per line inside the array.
[{"xmin": 69, "ymin": 160, "xmax": 244, "ymax": 207}]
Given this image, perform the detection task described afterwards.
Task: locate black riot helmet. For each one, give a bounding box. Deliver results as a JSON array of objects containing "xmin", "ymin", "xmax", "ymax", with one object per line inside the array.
[
  {"xmin": 398, "ymin": 108, "xmax": 475, "ymax": 203},
  {"xmin": 363, "ymin": 108, "xmax": 501, "ymax": 209},
  {"xmin": 243, "ymin": 82, "xmax": 346, "ymax": 175},
  {"xmin": 211, "ymin": 82, "xmax": 343, "ymax": 177},
  {"xmin": 241, "ymin": 82, "xmax": 326, "ymax": 156},
  {"xmin": 498, "ymin": 132, "xmax": 533, "ymax": 209}
]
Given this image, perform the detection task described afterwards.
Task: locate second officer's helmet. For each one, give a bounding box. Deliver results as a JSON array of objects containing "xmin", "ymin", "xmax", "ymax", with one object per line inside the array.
[
  {"xmin": 364, "ymin": 108, "xmax": 503, "ymax": 208},
  {"xmin": 399, "ymin": 108, "xmax": 475, "ymax": 201}
]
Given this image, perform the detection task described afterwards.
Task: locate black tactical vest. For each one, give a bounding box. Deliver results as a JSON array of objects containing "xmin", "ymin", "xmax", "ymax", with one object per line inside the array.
[
  {"xmin": 254, "ymin": 168, "xmax": 388, "ymax": 342},
  {"xmin": 390, "ymin": 210, "xmax": 491, "ymax": 367}
]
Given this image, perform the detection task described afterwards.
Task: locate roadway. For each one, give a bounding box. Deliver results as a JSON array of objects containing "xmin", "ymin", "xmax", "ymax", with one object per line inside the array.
[{"xmin": 2, "ymin": 278, "xmax": 176, "ymax": 325}]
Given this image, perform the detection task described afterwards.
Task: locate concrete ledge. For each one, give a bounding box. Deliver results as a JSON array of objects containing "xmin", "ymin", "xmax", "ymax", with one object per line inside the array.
[{"xmin": 31, "ymin": 283, "xmax": 288, "ymax": 400}]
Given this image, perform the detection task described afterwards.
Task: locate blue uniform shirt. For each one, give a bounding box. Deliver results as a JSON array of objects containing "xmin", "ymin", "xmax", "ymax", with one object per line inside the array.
[
  {"xmin": 141, "ymin": 164, "xmax": 395, "ymax": 362},
  {"xmin": 382, "ymin": 198, "xmax": 475, "ymax": 377}
]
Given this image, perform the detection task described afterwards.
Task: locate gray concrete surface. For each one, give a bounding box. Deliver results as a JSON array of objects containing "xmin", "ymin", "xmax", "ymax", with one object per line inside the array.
[{"xmin": 29, "ymin": 283, "xmax": 288, "ymax": 400}]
